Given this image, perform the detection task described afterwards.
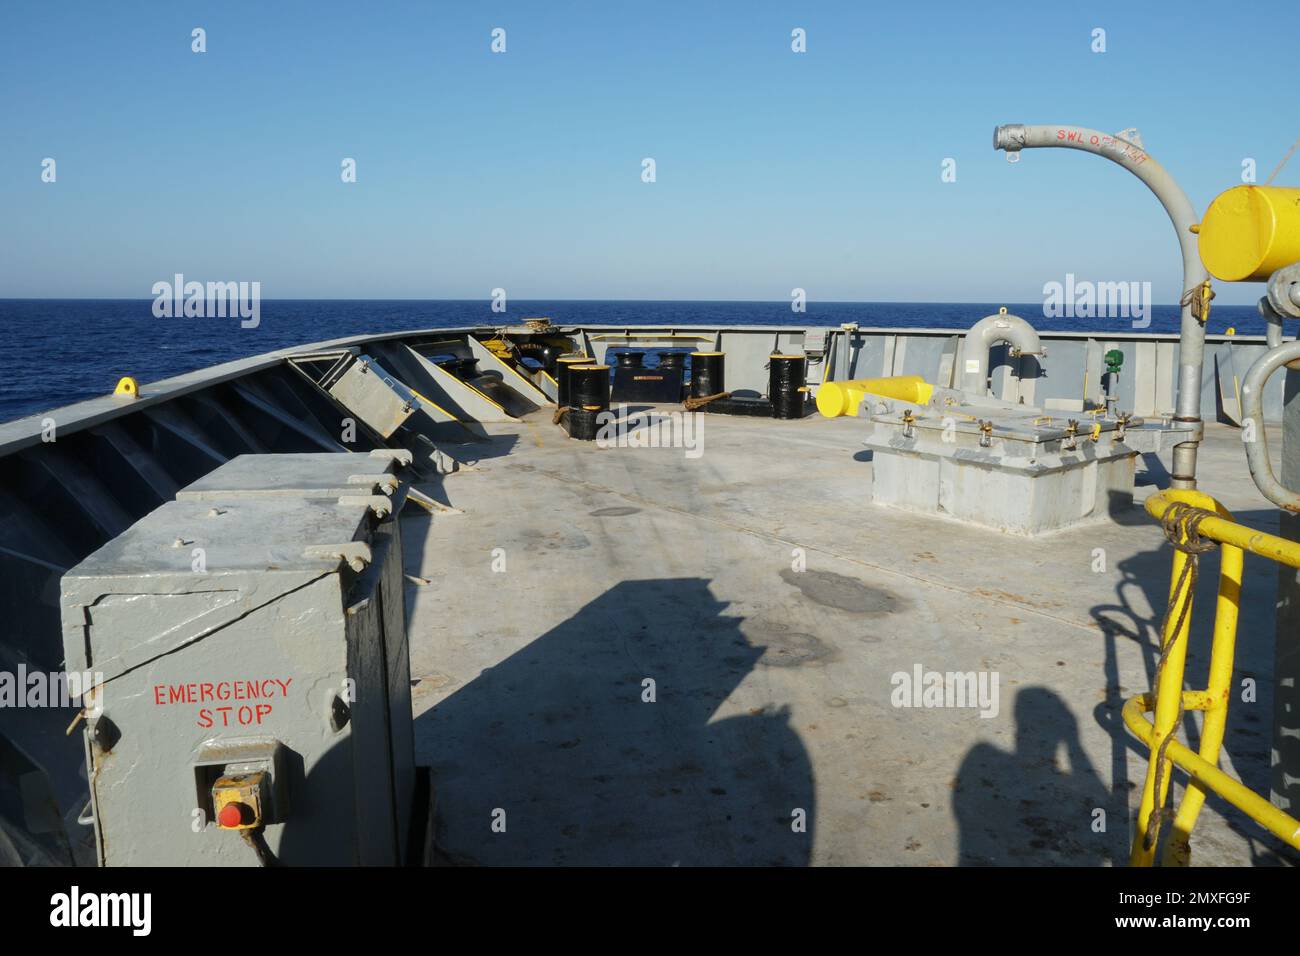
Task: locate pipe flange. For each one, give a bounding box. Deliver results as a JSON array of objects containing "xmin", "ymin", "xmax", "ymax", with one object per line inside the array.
[
  {"xmin": 993, "ymin": 124, "xmax": 1026, "ymax": 152},
  {"xmin": 1266, "ymin": 262, "xmax": 1300, "ymax": 321}
]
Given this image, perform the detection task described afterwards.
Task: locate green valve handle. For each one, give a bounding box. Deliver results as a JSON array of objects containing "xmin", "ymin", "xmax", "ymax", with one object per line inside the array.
[{"xmin": 1105, "ymin": 349, "xmax": 1124, "ymax": 375}]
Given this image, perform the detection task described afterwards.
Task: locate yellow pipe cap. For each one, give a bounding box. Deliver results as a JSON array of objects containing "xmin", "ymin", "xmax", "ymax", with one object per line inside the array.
[
  {"xmin": 1199, "ymin": 185, "xmax": 1300, "ymax": 282},
  {"xmin": 816, "ymin": 376, "xmax": 933, "ymax": 418}
]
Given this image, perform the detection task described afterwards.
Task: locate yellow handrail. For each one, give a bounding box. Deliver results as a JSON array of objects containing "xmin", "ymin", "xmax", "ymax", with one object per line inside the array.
[{"xmin": 1128, "ymin": 489, "xmax": 1300, "ymax": 865}]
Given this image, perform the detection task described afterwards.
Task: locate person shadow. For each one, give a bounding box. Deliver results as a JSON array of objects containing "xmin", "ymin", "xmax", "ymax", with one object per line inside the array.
[
  {"xmin": 416, "ymin": 578, "xmax": 815, "ymax": 866},
  {"xmin": 954, "ymin": 686, "xmax": 1119, "ymax": 865}
]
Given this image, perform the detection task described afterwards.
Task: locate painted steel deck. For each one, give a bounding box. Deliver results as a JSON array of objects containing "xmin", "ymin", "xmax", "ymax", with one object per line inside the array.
[
  {"xmin": 404, "ymin": 412, "xmax": 1294, "ymax": 866},
  {"xmin": 0, "ymin": 321, "xmax": 1293, "ymax": 866}
]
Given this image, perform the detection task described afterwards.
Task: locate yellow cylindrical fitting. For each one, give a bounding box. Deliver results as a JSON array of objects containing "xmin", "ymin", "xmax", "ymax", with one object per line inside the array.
[
  {"xmin": 1198, "ymin": 185, "xmax": 1300, "ymax": 282},
  {"xmin": 815, "ymin": 375, "xmax": 934, "ymax": 418}
]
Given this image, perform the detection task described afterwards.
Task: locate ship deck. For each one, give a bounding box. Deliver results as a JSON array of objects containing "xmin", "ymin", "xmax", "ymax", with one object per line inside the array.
[{"xmin": 400, "ymin": 411, "xmax": 1295, "ymax": 866}]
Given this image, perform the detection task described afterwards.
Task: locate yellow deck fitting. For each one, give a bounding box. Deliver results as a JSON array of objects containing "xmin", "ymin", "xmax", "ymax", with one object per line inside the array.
[
  {"xmin": 113, "ymin": 376, "xmax": 140, "ymax": 399},
  {"xmin": 815, "ymin": 376, "xmax": 934, "ymax": 418}
]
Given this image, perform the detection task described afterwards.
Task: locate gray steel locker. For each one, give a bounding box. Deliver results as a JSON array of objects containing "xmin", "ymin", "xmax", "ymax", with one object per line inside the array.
[{"xmin": 60, "ymin": 452, "xmax": 416, "ymax": 866}]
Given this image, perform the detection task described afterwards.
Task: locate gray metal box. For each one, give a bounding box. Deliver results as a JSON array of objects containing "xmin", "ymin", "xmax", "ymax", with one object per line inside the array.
[
  {"xmin": 173, "ymin": 450, "xmax": 416, "ymax": 856},
  {"xmin": 60, "ymin": 459, "xmax": 415, "ymax": 866},
  {"xmin": 326, "ymin": 355, "xmax": 420, "ymax": 438},
  {"xmin": 863, "ymin": 409, "xmax": 1139, "ymax": 536},
  {"xmin": 176, "ymin": 450, "xmax": 407, "ymax": 503}
]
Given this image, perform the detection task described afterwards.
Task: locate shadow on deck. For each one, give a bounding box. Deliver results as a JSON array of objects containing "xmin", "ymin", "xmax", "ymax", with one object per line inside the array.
[{"xmin": 416, "ymin": 578, "xmax": 816, "ymax": 866}]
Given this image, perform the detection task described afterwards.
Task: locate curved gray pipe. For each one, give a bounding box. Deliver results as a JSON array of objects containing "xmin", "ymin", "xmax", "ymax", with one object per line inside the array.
[
  {"xmin": 1261, "ymin": 298, "xmax": 1285, "ymax": 349},
  {"xmin": 1269, "ymin": 262, "xmax": 1300, "ymax": 314},
  {"xmin": 1240, "ymin": 340, "xmax": 1300, "ymax": 511},
  {"xmin": 994, "ymin": 123, "xmax": 1208, "ymax": 488},
  {"xmin": 1262, "ymin": 263, "xmax": 1300, "ymax": 348},
  {"xmin": 961, "ymin": 312, "xmax": 1042, "ymax": 397}
]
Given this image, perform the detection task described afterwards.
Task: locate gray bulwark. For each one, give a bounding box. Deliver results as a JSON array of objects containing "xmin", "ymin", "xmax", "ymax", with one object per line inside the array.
[{"xmin": 60, "ymin": 466, "xmax": 414, "ymax": 865}]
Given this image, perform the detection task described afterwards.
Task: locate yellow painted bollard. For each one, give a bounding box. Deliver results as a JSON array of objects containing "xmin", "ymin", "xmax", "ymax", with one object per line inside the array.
[{"xmin": 815, "ymin": 376, "xmax": 934, "ymax": 418}]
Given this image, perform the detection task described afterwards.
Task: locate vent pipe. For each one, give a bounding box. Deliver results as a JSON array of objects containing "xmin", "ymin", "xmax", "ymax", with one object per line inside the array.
[{"xmin": 993, "ymin": 124, "xmax": 1207, "ymax": 488}]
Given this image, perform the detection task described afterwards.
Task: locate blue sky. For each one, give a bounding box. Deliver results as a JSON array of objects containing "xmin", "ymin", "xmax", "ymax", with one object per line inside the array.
[{"xmin": 1, "ymin": 1, "xmax": 1294, "ymax": 304}]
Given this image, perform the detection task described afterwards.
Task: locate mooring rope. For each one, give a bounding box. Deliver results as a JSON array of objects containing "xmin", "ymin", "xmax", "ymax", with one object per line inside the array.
[
  {"xmin": 683, "ymin": 391, "xmax": 729, "ymax": 411},
  {"xmin": 1179, "ymin": 280, "xmax": 1215, "ymax": 322},
  {"xmin": 1142, "ymin": 500, "xmax": 1217, "ymax": 853}
]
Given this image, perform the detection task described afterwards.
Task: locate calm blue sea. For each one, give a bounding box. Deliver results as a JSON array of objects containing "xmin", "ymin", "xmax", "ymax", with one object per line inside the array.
[{"xmin": 0, "ymin": 299, "xmax": 1263, "ymax": 423}]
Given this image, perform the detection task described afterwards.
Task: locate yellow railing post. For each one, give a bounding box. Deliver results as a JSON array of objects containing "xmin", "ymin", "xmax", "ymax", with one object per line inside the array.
[
  {"xmin": 1130, "ymin": 493, "xmax": 1209, "ymax": 866},
  {"xmin": 1164, "ymin": 541, "xmax": 1243, "ymax": 865},
  {"xmin": 1128, "ymin": 490, "xmax": 1300, "ymax": 864}
]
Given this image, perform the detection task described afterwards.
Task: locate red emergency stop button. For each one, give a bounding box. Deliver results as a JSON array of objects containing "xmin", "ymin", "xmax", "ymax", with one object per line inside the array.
[{"xmin": 218, "ymin": 802, "xmax": 246, "ymax": 829}]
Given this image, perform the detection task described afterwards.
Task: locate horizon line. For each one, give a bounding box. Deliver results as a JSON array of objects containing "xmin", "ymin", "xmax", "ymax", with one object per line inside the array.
[{"xmin": 0, "ymin": 296, "xmax": 1255, "ymax": 308}]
